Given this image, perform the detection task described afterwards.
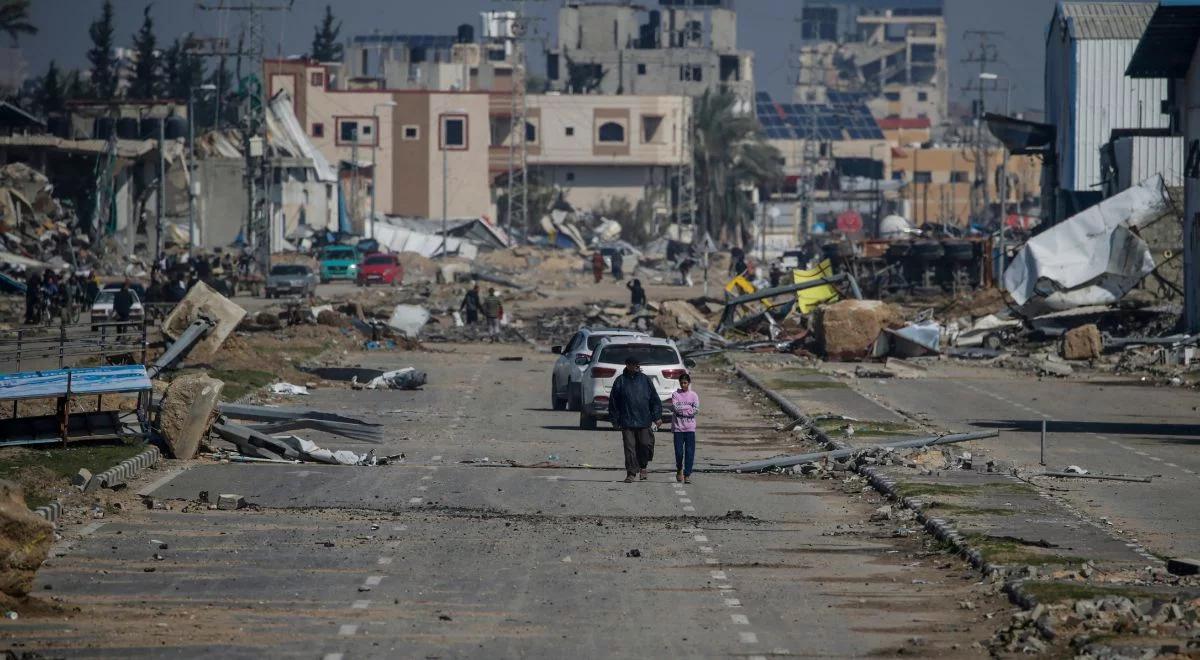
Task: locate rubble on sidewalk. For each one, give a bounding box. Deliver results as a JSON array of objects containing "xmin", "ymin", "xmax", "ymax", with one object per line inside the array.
[{"xmin": 361, "ymin": 367, "xmax": 427, "ymax": 390}]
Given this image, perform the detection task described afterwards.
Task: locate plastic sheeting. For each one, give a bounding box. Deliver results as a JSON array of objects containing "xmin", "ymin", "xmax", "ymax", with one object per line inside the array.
[
  {"xmin": 387, "ymin": 305, "xmax": 431, "ymax": 337},
  {"xmin": 1003, "ymin": 175, "xmax": 1171, "ymax": 313}
]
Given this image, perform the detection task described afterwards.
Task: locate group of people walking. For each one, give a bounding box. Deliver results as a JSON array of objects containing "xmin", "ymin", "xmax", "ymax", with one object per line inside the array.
[{"xmin": 458, "ymin": 282, "xmax": 505, "ymax": 340}]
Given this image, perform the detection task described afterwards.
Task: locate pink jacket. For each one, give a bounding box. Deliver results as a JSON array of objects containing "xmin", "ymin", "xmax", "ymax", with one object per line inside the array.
[{"xmin": 670, "ymin": 389, "xmax": 700, "ymax": 433}]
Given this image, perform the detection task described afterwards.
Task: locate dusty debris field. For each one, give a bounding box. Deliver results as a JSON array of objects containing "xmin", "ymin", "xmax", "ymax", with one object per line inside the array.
[{"xmin": 1, "ymin": 341, "xmax": 1025, "ymax": 658}]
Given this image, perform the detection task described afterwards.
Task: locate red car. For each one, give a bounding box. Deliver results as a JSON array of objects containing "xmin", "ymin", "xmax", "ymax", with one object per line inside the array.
[{"xmin": 355, "ymin": 253, "xmax": 404, "ymax": 286}]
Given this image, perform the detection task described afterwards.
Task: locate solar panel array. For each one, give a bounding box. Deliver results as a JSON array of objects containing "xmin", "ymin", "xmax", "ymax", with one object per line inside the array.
[{"xmin": 755, "ymin": 91, "xmax": 885, "ymax": 142}]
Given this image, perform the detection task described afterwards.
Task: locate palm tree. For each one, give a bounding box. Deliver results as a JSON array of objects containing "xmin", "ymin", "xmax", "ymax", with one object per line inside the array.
[
  {"xmin": 0, "ymin": 0, "xmax": 36, "ymax": 45},
  {"xmin": 692, "ymin": 90, "xmax": 782, "ymax": 246}
]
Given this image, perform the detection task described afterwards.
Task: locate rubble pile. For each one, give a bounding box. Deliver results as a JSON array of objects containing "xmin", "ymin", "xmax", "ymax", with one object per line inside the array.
[
  {"xmin": 989, "ymin": 590, "xmax": 1200, "ymax": 657},
  {"xmin": 0, "ymin": 479, "xmax": 53, "ymax": 606}
]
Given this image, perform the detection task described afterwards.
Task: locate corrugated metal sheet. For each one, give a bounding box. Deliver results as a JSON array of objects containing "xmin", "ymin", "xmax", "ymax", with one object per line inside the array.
[
  {"xmin": 1114, "ymin": 135, "xmax": 1185, "ymax": 191},
  {"xmin": 1060, "ymin": 2, "xmax": 1156, "ymax": 40},
  {"xmin": 1072, "ymin": 39, "xmax": 1170, "ymax": 190}
]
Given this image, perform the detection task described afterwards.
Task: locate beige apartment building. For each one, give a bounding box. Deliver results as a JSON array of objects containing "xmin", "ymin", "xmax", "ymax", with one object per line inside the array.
[
  {"xmin": 890, "ymin": 146, "xmax": 1041, "ymax": 226},
  {"xmin": 497, "ymin": 94, "xmax": 691, "ymax": 211},
  {"xmin": 264, "ymin": 59, "xmax": 492, "ymax": 225}
]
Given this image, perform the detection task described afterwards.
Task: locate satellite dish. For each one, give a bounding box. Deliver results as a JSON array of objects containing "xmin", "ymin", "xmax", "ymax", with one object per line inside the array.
[
  {"xmin": 767, "ymin": 206, "xmax": 781, "ymax": 219},
  {"xmin": 510, "ymin": 19, "xmax": 527, "ymax": 37}
]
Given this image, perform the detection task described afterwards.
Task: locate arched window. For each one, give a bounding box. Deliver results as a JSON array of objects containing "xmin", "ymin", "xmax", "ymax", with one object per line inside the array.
[{"xmin": 598, "ymin": 121, "xmax": 625, "ymax": 143}]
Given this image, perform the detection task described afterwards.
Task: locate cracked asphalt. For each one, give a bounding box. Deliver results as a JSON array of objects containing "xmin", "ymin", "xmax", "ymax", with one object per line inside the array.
[{"xmin": 9, "ymin": 343, "xmax": 1007, "ymax": 658}]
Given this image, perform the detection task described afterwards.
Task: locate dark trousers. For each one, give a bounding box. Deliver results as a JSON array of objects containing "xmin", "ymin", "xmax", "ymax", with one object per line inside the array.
[
  {"xmin": 465, "ymin": 309, "xmax": 478, "ymax": 324},
  {"xmin": 673, "ymin": 431, "xmax": 696, "ymax": 476},
  {"xmin": 621, "ymin": 427, "xmax": 654, "ymax": 476}
]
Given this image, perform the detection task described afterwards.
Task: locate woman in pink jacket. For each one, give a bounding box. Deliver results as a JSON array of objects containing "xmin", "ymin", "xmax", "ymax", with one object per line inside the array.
[{"xmin": 670, "ymin": 373, "xmax": 700, "ymax": 484}]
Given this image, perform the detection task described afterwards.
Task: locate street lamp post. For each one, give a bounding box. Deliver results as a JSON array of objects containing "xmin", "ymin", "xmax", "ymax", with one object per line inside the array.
[
  {"xmin": 370, "ymin": 101, "xmax": 397, "ymax": 241},
  {"xmin": 187, "ymin": 84, "xmax": 217, "ymax": 258},
  {"xmin": 980, "ymin": 72, "xmax": 1012, "ymax": 285}
]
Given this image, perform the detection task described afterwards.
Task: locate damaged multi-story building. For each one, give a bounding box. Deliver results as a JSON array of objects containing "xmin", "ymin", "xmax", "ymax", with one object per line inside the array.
[
  {"xmin": 544, "ymin": 0, "xmax": 755, "ymax": 110},
  {"xmin": 794, "ymin": 1, "xmax": 947, "ymax": 128}
]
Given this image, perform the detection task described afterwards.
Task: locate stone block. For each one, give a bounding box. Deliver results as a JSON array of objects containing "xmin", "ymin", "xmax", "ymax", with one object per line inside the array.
[
  {"xmin": 0, "ymin": 480, "xmax": 53, "ymax": 600},
  {"xmin": 1061, "ymin": 323, "xmax": 1102, "ymax": 360},
  {"xmin": 159, "ymin": 374, "xmax": 224, "ymax": 459}
]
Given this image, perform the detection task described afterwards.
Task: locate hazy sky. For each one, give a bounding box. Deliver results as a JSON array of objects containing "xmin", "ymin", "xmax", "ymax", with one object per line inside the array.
[{"xmin": 18, "ymin": 0, "xmax": 1154, "ymax": 116}]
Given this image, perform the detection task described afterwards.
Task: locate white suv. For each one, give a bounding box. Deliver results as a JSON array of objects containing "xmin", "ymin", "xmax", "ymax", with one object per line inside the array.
[
  {"xmin": 578, "ymin": 336, "xmax": 694, "ymax": 430},
  {"xmin": 550, "ymin": 328, "xmax": 648, "ymax": 411}
]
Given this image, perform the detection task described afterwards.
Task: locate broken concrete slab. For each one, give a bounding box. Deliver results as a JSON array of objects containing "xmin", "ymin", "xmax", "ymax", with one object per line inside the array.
[
  {"xmin": 0, "ymin": 480, "xmax": 54, "ymax": 602},
  {"xmin": 162, "ymin": 281, "xmax": 247, "ymax": 364},
  {"xmin": 816, "ymin": 299, "xmax": 906, "ymax": 360},
  {"xmin": 159, "ymin": 373, "xmax": 224, "ymax": 459},
  {"xmin": 1061, "ymin": 323, "xmax": 1102, "ymax": 360},
  {"xmin": 216, "ymin": 494, "xmax": 245, "ymax": 510},
  {"xmin": 71, "ymin": 468, "xmax": 92, "ymax": 490}
]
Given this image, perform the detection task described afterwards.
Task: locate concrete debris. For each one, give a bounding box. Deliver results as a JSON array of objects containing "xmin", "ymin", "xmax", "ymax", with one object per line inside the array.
[
  {"xmin": 816, "ymin": 299, "xmax": 906, "ymax": 360},
  {"xmin": 159, "ymin": 373, "xmax": 224, "ymax": 459},
  {"xmin": 162, "ymin": 281, "xmax": 247, "ymax": 364},
  {"xmin": 269, "ymin": 382, "xmax": 310, "ymax": 396},
  {"xmin": 71, "ymin": 468, "xmax": 93, "ymax": 490},
  {"xmin": 216, "ymin": 494, "xmax": 245, "ymax": 510},
  {"xmin": 729, "ymin": 430, "xmax": 998, "ymax": 473},
  {"xmin": 0, "ymin": 479, "xmax": 54, "ymax": 602},
  {"xmin": 1061, "ymin": 323, "xmax": 1103, "ymax": 360}
]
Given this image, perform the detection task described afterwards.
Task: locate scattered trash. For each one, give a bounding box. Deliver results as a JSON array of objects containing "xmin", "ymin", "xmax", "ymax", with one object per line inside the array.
[
  {"xmin": 626, "ymin": 549, "xmax": 642, "ymax": 558},
  {"xmin": 269, "ymin": 382, "xmax": 310, "ymax": 396},
  {"xmin": 365, "ymin": 368, "xmax": 427, "ymax": 390}
]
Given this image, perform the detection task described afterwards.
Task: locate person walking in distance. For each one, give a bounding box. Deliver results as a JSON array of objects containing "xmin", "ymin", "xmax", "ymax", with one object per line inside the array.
[
  {"xmin": 611, "ymin": 249, "xmax": 624, "ymax": 281},
  {"xmin": 670, "ymin": 373, "xmax": 699, "ymax": 484},
  {"xmin": 591, "ymin": 251, "xmax": 604, "ymax": 284},
  {"xmin": 481, "ymin": 287, "xmax": 503, "ymax": 341},
  {"xmin": 608, "ymin": 356, "xmax": 662, "ymax": 483},
  {"xmin": 460, "ymin": 283, "xmax": 482, "ymax": 325}
]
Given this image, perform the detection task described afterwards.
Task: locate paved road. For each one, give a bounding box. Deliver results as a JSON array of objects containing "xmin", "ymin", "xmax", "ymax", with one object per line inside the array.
[
  {"xmin": 850, "ymin": 365, "xmax": 1200, "ymax": 557},
  {"xmin": 11, "ymin": 345, "xmax": 1003, "ymax": 658}
]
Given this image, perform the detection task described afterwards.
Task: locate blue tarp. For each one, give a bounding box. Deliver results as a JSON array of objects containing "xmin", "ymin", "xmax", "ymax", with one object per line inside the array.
[{"xmin": 0, "ymin": 365, "xmax": 151, "ymax": 401}]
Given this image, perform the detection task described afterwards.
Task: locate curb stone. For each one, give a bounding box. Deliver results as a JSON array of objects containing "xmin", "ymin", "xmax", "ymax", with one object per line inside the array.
[
  {"xmin": 731, "ymin": 364, "xmax": 1051, "ymax": 632},
  {"xmin": 86, "ymin": 446, "xmax": 163, "ymax": 491},
  {"xmin": 32, "ymin": 500, "xmax": 62, "ymax": 524}
]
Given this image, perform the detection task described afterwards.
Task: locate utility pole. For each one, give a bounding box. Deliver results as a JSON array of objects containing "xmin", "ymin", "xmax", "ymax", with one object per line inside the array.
[
  {"xmin": 961, "ymin": 30, "xmax": 1002, "ymax": 225},
  {"xmin": 196, "ymin": 0, "xmax": 293, "ymax": 277},
  {"xmin": 155, "ymin": 116, "xmax": 165, "ymax": 279},
  {"xmin": 502, "ymin": 1, "xmax": 542, "ymax": 240}
]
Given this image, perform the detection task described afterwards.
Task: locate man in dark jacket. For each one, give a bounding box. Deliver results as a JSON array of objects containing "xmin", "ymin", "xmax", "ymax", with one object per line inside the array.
[
  {"xmin": 608, "ymin": 356, "xmax": 662, "ymax": 483},
  {"xmin": 460, "ymin": 283, "xmax": 482, "ymax": 325},
  {"xmin": 610, "ymin": 250, "xmax": 624, "ymax": 281}
]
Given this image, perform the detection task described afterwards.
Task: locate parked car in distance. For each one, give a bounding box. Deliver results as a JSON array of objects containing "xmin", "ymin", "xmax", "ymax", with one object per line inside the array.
[
  {"xmin": 90, "ymin": 286, "xmax": 144, "ymax": 329},
  {"xmin": 550, "ymin": 328, "xmax": 648, "ymax": 411},
  {"xmin": 265, "ymin": 264, "xmax": 318, "ymax": 298},
  {"xmin": 356, "ymin": 253, "xmax": 403, "ymax": 286},
  {"xmin": 577, "ymin": 336, "xmax": 694, "ymax": 430},
  {"xmin": 318, "ymin": 245, "xmax": 360, "ymax": 282}
]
